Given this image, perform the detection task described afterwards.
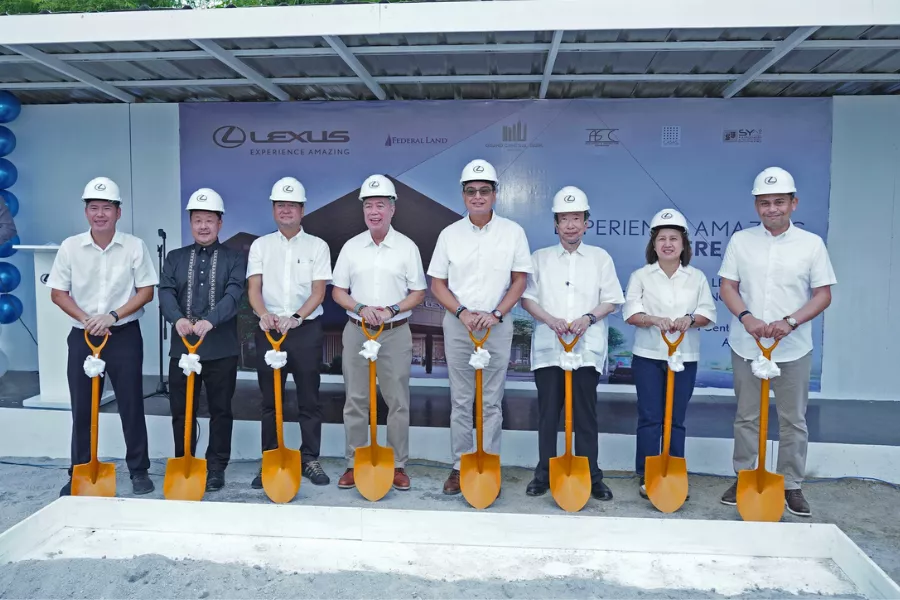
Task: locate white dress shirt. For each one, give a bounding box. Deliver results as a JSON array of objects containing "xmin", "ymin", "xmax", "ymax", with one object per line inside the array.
[
  {"xmin": 47, "ymin": 230, "xmax": 159, "ymax": 328},
  {"xmin": 623, "ymin": 263, "xmax": 717, "ymax": 362},
  {"xmin": 523, "ymin": 243, "xmax": 625, "ymax": 372},
  {"xmin": 427, "ymin": 214, "xmax": 533, "ymax": 312},
  {"xmin": 718, "ymin": 223, "xmax": 837, "ymax": 362},
  {"xmin": 332, "ymin": 226, "xmax": 427, "ymax": 322},
  {"xmin": 246, "ymin": 228, "xmax": 332, "ymax": 319}
]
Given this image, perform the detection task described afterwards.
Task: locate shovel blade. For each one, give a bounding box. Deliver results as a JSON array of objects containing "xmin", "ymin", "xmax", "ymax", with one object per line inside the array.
[
  {"xmin": 71, "ymin": 461, "xmax": 116, "ymax": 498},
  {"xmin": 262, "ymin": 447, "xmax": 302, "ymax": 504},
  {"xmin": 737, "ymin": 468, "xmax": 785, "ymax": 522},
  {"xmin": 460, "ymin": 451, "xmax": 501, "ymax": 509},
  {"xmin": 163, "ymin": 456, "xmax": 208, "ymax": 502},
  {"xmin": 644, "ymin": 455, "xmax": 688, "ymax": 513},
  {"xmin": 354, "ymin": 445, "xmax": 395, "ymax": 502},
  {"xmin": 549, "ymin": 455, "xmax": 591, "ymax": 513}
]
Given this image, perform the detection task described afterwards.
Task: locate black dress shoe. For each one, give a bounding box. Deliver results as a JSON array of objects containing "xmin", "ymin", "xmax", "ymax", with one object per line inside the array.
[
  {"xmin": 206, "ymin": 470, "xmax": 225, "ymax": 492},
  {"xmin": 591, "ymin": 480, "xmax": 613, "ymax": 501},
  {"xmin": 130, "ymin": 472, "xmax": 154, "ymax": 495},
  {"xmin": 59, "ymin": 480, "xmax": 72, "ymax": 497},
  {"xmin": 251, "ymin": 468, "xmax": 263, "ymax": 489},
  {"xmin": 526, "ymin": 478, "xmax": 549, "ymax": 496}
]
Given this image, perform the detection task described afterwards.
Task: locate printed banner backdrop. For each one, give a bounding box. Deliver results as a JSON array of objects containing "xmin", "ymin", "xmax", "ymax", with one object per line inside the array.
[{"xmin": 180, "ymin": 98, "xmax": 832, "ymax": 392}]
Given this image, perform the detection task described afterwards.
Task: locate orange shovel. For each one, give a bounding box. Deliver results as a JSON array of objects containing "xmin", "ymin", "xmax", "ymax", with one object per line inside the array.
[
  {"xmin": 460, "ymin": 329, "xmax": 501, "ymax": 509},
  {"xmin": 549, "ymin": 332, "xmax": 591, "ymax": 513},
  {"xmin": 737, "ymin": 339, "xmax": 784, "ymax": 522},
  {"xmin": 353, "ymin": 318, "xmax": 393, "ymax": 502},
  {"xmin": 261, "ymin": 330, "xmax": 302, "ymax": 503},
  {"xmin": 645, "ymin": 330, "xmax": 688, "ymax": 513},
  {"xmin": 71, "ymin": 330, "xmax": 116, "ymax": 497},
  {"xmin": 163, "ymin": 337, "xmax": 207, "ymax": 501}
]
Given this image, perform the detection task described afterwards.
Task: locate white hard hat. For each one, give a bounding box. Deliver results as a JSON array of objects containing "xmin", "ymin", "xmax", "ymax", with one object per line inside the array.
[
  {"xmin": 551, "ymin": 186, "xmax": 590, "ymax": 213},
  {"xmin": 185, "ymin": 188, "xmax": 225, "ymax": 214},
  {"xmin": 359, "ymin": 174, "xmax": 397, "ymax": 201},
  {"xmin": 650, "ymin": 208, "xmax": 689, "ymax": 230},
  {"xmin": 270, "ymin": 177, "xmax": 307, "ymax": 203},
  {"xmin": 460, "ymin": 159, "xmax": 498, "ymax": 185},
  {"xmin": 82, "ymin": 177, "xmax": 121, "ymax": 203},
  {"xmin": 752, "ymin": 166, "xmax": 796, "ymax": 196}
]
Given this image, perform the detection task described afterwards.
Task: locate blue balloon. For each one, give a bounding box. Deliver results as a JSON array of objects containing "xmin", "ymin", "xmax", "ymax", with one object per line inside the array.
[
  {"xmin": 0, "ymin": 158, "xmax": 16, "ymax": 189},
  {"xmin": 0, "ymin": 262, "xmax": 20, "ymax": 293},
  {"xmin": 0, "ymin": 293, "xmax": 23, "ymax": 324},
  {"xmin": 0, "ymin": 235, "xmax": 18, "ymax": 258},
  {"xmin": 0, "ymin": 126, "xmax": 15, "ymax": 157},
  {"xmin": 0, "ymin": 92, "xmax": 21, "ymax": 124},
  {"xmin": 0, "ymin": 190, "xmax": 18, "ymax": 218}
]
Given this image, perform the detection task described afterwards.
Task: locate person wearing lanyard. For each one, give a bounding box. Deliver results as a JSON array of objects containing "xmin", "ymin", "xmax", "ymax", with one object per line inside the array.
[
  {"xmin": 623, "ymin": 208, "xmax": 716, "ymax": 499},
  {"xmin": 427, "ymin": 159, "xmax": 533, "ymax": 495},
  {"xmin": 521, "ymin": 187, "xmax": 623, "ymax": 501},
  {"xmin": 158, "ymin": 188, "xmax": 247, "ymax": 492},
  {"xmin": 47, "ymin": 177, "xmax": 158, "ymax": 497},
  {"xmin": 246, "ymin": 177, "xmax": 333, "ymax": 488},
  {"xmin": 331, "ymin": 175, "xmax": 427, "ymax": 491},
  {"xmin": 718, "ymin": 167, "xmax": 836, "ymax": 517}
]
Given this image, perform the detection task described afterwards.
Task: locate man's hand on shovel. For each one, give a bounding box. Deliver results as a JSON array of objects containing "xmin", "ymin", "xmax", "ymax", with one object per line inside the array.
[{"xmin": 84, "ymin": 313, "xmax": 115, "ymax": 337}]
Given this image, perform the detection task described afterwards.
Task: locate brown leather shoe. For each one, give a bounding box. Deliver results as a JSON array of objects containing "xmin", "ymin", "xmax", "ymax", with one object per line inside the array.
[
  {"xmin": 443, "ymin": 469, "xmax": 461, "ymax": 495},
  {"xmin": 393, "ymin": 468, "xmax": 411, "ymax": 491},
  {"xmin": 337, "ymin": 468, "xmax": 355, "ymax": 489}
]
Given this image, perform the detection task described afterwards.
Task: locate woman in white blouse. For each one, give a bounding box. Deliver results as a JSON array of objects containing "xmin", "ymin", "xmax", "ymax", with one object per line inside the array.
[{"xmin": 623, "ymin": 208, "xmax": 717, "ymax": 499}]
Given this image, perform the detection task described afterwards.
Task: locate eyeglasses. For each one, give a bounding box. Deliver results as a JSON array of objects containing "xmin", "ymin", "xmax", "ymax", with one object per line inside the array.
[{"xmin": 464, "ymin": 186, "xmax": 494, "ymax": 198}]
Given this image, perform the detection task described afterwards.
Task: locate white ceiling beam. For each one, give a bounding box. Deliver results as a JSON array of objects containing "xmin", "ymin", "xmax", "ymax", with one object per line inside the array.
[
  {"xmin": 2, "ymin": 44, "xmax": 135, "ymax": 102},
  {"xmin": 539, "ymin": 31, "xmax": 564, "ymax": 99},
  {"xmin": 723, "ymin": 26, "xmax": 819, "ymax": 98},
  {"xmin": 10, "ymin": 71, "xmax": 900, "ymax": 93},
  {"xmin": 4, "ymin": 38, "xmax": 900, "ymax": 66},
  {"xmin": 322, "ymin": 35, "xmax": 386, "ymax": 100},
  {"xmin": 190, "ymin": 38, "xmax": 290, "ymax": 101},
  {"xmin": 2, "ymin": 0, "xmax": 900, "ymax": 46}
]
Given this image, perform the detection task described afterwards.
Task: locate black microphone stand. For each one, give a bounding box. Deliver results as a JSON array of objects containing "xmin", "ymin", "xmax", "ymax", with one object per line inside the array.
[{"xmin": 144, "ymin": 228, "xmax": 169, "ymax": 399}]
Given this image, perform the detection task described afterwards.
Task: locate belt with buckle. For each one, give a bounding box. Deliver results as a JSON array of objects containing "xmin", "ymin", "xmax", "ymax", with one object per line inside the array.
[{"xmin": 351, "ymin": 317, "xmax": 408, "ymax": 331}]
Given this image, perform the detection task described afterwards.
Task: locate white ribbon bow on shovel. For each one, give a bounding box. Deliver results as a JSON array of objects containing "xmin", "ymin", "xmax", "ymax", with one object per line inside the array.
[
  {"xmin": 359, "ymin": 339, "xmax": 382, "ymax": 361},
  {"xmin": 469, "ymin": 347, "xmax": 492, "ymax": 370},
  {"xmin": 178, "ymin": 353, "xmax": 203, "ymax": 376},
  {"xmin": 559, "ymin": 351, "xmax": 584, "ymax": 371},
  {"xmin": 82, "ymin": 355, "xmax": 106, "ymax": 378},
  {"xmin": 751, "ymin": 354, "xmax": 781, "ymax": 380},
  {"xmin": 667, "ymin": 349, "xmax": 685, "ymax": 373},
  {"xmin": 265, "ymin": 349, "xmax": 288, "ymax": 370}
]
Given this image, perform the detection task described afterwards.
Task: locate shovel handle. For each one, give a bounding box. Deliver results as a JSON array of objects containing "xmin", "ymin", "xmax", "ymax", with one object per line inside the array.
[
  {"xmin": 181, "ymin": 335, "xmax": 203, "ymax": 355},
  {"xmin": 84, "ymin": 330, "xmax": 109, "ymax": 357},
  {"xmin": 468, "ymin": 329, "xmax": 490, "ymax": 350},
  {"xmin": 557, "ymin": 329, "xmax": 581, "ymax": 353},
  {"xmin": 662, "ymin": 330, "xmax": 685, "ymax": 355},
  {"xmin": 264, "ymin": 329, "xmax": 287, "ymax": 352},
  {"xmin": 360, "ymin": 317, "xmax": 385, "ymax": 341},
  {"xmin": 755, "ymin": 338, "xmax": 779, "ymax": 359}
]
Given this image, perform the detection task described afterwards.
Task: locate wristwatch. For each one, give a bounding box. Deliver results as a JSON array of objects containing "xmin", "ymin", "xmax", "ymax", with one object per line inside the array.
[
  {"xmin": 455, "ymin": 305, "xmax": 467, "ymax": 318},
  {"xmin": 687, "ymin": 313, "xmax": 696, "ymax": 327},
  {"xmin": 109, "ymin": 310, "xmax": 119, "ymax": 323},
  {"xmin": 389, "ymin": 304, "xmax": 401, "ymax": 317},
  {"xmin": 784, "ymin": 316, "xmax": 798, "ymax": 330},
  {"xmin": 291, "ymin": 312, "xmax": 304, "ymax": 324},
  {"xmin": 491, "ymin": 309, "xmax": 503, "ymax": 323}
]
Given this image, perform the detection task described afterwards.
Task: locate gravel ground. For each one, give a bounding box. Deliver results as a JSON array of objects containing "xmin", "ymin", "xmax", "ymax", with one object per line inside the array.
[{"xmin": 0, "ymin": 457, "xmax": 896, "ymax": 599}]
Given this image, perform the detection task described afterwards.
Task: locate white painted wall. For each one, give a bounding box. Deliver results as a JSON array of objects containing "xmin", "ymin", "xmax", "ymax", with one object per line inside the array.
[
  {"xmin": 822, "ymin": 97, "xmax": 900, "ymax": 401},
  {"xmin": 1, "ymin": 98, "xmax": 898, "ymax": 401},
  {"xmin": 0, "ymin": 103, "xmax": 180, "ymax": 374}
]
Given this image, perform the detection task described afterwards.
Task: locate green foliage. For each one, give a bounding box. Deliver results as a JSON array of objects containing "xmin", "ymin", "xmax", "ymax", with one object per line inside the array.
[{"xmin": 608, "ymin": 326, "xmax": 625, "ymax": 353}]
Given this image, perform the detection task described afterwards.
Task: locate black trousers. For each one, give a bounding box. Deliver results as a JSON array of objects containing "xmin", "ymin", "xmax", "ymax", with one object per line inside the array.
[
  {"xmin": 67, "ymin": 321, "xmax": 149, "ymax": 475},
  {"xmin": 168, "ymin": 355, "xmax": 238, "ymax": 471},
  {"xmin": 533, "ymin": 366, "xmax": 603, "ymax": 484},
  {"xmin": 255, "ymin": 319, "xmax": 323, "ymax": 461}
]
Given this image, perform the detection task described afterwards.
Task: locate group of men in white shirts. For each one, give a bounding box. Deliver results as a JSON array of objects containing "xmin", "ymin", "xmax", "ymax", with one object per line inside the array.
[{"xmin": 47, "ymin": 159, "xmax": 835, "ymax": 516}]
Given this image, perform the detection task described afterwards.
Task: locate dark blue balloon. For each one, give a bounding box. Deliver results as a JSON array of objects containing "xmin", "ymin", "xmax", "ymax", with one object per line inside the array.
[
  {"xmin": 0, "ymin": 126, "xmax": 15, "ymax": 157},
  {"xmin": 0, "ymin": 92, "xmax": 22, "ymax": 124},
  {"xmin": 0, "ymin": 190, "xmax": 18, "ymax": 218},
  {"xmin": 0, "ymin": 158, "xmax": 16, "ymax": 189},
  {"xmin": 0, "ymin": 262, "xmax": 20, "ymax": 293},
  {"xmin": 0, "ymin": 235, "xmax": 18, "ymax": 258},
  {"xmin": 0, "ymin": 293, "xmax": 23, "ymax": 324}
]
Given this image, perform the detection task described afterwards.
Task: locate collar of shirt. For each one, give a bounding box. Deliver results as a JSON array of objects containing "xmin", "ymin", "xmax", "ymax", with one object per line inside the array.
[
  {"xmin": 276, "ymin": 228, "xmax": 307, "ymax": 244},
  {"xmin": 193, "ymin": 239, "xmax": 221, "ymax": 253},
  {"xmin": 466, "ymin": 212, "xmax": 495, "ymax": 232},
  {"xmin": 649, "ymin": 261, "xmax": 688, "ymax": 278},
  {"xmin": 363, "ymin": 226, "xmax": 396, "ymax": 249},
  {"xmin": 760, "ymin": 221, "xmax": 795, "ymax": 240},
  {"xmin": 80, "ymin": 230, "xmax": 124, "ymax": 251},
  {"xmin": 556, "ymin": 242, "xmax": 586, "ymax": 258}
]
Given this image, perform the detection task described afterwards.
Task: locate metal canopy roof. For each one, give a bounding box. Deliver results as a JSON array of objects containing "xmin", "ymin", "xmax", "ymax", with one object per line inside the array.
[{"xmin": 3, "ymin": 0, "xmax": 900, "ymax": 104}]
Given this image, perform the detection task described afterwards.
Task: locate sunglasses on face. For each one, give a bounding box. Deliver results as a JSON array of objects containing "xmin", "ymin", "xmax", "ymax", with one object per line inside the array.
[{"xmin": 464, "ymin": 186, "xmax": 494, "ymax": 198}]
